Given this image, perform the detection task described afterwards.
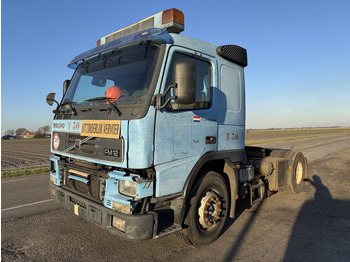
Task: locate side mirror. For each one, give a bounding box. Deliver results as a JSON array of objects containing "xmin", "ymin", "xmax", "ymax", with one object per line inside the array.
[
  {"xmin": 63, "ymin": 80, "xmax": 70, "ymax": 95},
  {"xmin": 46, "ymin": 93, "xmax": 56, "ymax": 106},
  {"xmin": 174, "ymin": 59, "xmax": 196, "ymax": 104}
]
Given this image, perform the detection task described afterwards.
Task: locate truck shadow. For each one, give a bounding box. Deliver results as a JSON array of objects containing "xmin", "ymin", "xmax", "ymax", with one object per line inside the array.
[
  {"xmin": 221, "ymin": 175, "xmax": 350, "ymax": 262},
  {"xmin": 283, "ymin": 175, "xmax": 350, "ymax": 261},
  {"xmin": 221, "ymin": 197, "xmax": 265, "ymax": 262}
]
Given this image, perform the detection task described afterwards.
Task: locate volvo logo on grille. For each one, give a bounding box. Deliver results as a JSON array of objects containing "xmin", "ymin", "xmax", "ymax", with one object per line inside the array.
[
  {"xmin": 75, "ymin": 139, "xmax": 81, "ymax": 149},
  {"xmin": 104, "ymin": 148, "xmax": 120, "ymax": 157}
]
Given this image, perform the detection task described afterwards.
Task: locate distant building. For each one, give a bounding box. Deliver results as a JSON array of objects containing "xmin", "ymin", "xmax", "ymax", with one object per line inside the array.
[{"xmin": 21, "ymin": 131, "xmax": 34, "ymax": 139}]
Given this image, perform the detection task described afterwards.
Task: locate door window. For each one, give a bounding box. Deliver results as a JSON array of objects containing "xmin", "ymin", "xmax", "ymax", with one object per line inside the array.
[{"xmin": 165, "ymin": 52, "xmax": 212, "ymax": 111}]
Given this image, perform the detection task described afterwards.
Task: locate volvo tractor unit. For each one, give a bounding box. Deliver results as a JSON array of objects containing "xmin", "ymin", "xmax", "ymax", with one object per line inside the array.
[{"xmin": 47, "ymin": 8, "xmax": 307, "ymax": 246}]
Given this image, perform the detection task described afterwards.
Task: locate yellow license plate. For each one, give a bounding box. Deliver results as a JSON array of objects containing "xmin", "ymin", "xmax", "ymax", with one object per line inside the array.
[{"xmin": 74, "ymin": 204, "xmax": 79, "ymax": 216}]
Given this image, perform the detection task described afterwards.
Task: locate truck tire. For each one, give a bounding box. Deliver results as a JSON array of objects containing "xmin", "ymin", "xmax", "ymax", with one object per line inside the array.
[
  {"xmin": 283, "ymin": 152, "xmax": 306, "ymax": 194},
  {"xmin": 178, "ymin": 171, "xmax": 230, "ymax": 246}
]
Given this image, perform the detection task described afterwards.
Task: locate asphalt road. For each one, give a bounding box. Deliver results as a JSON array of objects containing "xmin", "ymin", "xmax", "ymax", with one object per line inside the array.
[{"xmin": 2, "ymin": 133, "xmax": 350, "ymax": 261}]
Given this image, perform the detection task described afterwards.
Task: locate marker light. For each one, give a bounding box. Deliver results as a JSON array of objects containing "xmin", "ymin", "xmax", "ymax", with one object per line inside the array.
[
  {"xmin": 162, "ymin": 8, "xmax": 184, "ymax": 30},
  {"xmin": 97, "ymin": 8, "xmax": 184, "ymax": 46}
]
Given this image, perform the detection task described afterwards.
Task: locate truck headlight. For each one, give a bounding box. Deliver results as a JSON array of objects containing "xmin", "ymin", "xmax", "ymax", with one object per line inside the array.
[{"xmin": 119, "ymin": 180, "xmax": 137, "ymax": 197}]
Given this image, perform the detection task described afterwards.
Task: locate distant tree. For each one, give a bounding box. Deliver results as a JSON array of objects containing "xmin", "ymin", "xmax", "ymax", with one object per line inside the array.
[
  {"xmin": 4, "ymin": 129, "xmax": 15, "ymax": 136},
  {"xmin": 35, "ymin": 127, "xmax": 44, "ymax": 138},
  {"xmin": 15, "ymin": 128, "xmax": 26, "ymax": 137},
  {"xmin": 35, "ymin": 125, "xmax": 51, "ymax": 138},
  {"xmin": 42, "ymin": 125, "xmax": 50, "ymax": 135}
]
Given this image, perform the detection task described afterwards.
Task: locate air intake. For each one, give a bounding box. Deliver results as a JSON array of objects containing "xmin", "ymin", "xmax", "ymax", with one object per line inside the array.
[{"xmin": 217, "ymin": 45, "xmax": 248, "ymax": 67}]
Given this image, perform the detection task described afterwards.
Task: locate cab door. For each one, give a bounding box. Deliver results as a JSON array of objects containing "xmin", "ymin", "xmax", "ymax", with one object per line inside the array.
[{"xmin": 154, "ymin": 47, "xmax": 217, "ymax": 167}]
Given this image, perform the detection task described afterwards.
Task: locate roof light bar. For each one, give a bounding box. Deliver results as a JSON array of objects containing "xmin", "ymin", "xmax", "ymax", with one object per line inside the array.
[{"xmin": 97, "ymin": 8, "xmax": 184, "ymax": 46}]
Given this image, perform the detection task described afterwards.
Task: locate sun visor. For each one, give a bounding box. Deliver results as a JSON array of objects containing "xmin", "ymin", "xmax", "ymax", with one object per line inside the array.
[{"xmin": 68, "ymin": 28, "xmax": 173, "ymax": 69}]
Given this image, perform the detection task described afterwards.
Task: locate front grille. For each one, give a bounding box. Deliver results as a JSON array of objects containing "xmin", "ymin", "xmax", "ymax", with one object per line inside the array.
[{"xmin": 53, "ymin": 132, "xmax": 124, "ymax": 163}]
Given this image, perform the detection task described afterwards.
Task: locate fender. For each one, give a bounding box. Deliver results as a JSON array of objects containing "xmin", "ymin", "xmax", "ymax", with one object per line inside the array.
[
  {"xmin": 171, "ymin": 149, "xmax": 246, "ymax": 224},
  {"xmin": 182, "ymin": 149, "xmax": 246, "ymax": 198}
]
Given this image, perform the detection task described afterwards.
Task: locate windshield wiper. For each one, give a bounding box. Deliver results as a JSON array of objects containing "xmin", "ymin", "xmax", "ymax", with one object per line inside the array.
[
  {"xmin": 85, "ymin": 97, "xmax": 107, "ymax": 101},
  {"xmin": 85, "ymin": 97, "xmax": 122, "ymax": 116},
  {"xmin": 60, "ymin": 100, "xmax": 77, "ymax": 115}
]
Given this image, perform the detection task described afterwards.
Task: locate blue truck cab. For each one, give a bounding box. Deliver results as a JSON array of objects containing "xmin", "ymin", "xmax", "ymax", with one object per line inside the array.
[{"xmin": 47, "ymin": 9, "xmax": 307, "ymax": 246}]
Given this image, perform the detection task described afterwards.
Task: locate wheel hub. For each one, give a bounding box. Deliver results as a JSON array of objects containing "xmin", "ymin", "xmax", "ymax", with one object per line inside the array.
[
  {"xmin": 198, "ymin": 190, "xmax": 222, "ymax": 231},
  {"xmin": 295, "ymin": 162, "xmax": 303, "ymax": 185}
]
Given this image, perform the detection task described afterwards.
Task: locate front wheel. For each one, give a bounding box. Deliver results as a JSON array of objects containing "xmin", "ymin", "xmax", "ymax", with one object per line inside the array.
[{"xmin": 178, "ymin": 171, "xmax": 230, "ymax": 246}]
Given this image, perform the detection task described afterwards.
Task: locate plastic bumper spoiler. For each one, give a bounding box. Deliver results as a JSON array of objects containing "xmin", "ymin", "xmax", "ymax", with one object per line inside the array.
[{"xmin": 50, "ymin": 184, "xmax": 158, "ymax": 240}]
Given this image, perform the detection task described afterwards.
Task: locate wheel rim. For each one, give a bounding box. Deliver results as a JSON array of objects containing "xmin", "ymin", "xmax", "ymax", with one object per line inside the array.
[
  {"xmin": 295, "ymin": 162, "xmax": 303, "ymax": 185},
  {"xmin": 198, "ymin": 190, "xmax": 222, "ymax": 231}
]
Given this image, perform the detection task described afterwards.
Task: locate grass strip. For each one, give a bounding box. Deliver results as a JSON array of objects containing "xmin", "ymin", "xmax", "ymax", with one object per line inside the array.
[
  {"xmin": 1, "ymin": 166, "xmax": 50, "ymax": 178},
  {"xmin": 245, "ymin": 132, "xmax": 345, "ymax": 145}
]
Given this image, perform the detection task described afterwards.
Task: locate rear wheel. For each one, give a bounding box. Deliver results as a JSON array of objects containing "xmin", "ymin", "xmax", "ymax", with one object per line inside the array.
[
  {"xmin": 284, "ymin": 152, "xmax": 306, "ymax": 194},
  {"xmin": 178, "ymin": 171, "xmax": 230, "ymax": 246}
]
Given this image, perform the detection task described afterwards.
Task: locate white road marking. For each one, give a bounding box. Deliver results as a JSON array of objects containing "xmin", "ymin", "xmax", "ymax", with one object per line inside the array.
[
  {"xmin": 1, "ymin": 199, "xmax": 53, "ymax": 212},
  {"xmin": 1, "ymin": 178, "xmax": 26, "ymax": 184}
]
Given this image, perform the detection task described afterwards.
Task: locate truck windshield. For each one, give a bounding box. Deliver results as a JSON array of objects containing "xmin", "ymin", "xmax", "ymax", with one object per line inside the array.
[{"xmin": 63, "ymin": 42, "xmax": 160, "ymax": 109}]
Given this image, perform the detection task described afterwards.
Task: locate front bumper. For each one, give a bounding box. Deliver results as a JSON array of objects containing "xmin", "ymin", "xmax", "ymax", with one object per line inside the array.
[{"xmin": 50, "ymin": 184, "xmax": 158, "ymax": 240}]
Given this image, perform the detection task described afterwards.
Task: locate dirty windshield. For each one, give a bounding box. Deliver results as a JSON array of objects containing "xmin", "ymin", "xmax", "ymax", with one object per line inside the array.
[{"xmin": 62, "ymin": 42, "xmax": 160, "ymax": 110}]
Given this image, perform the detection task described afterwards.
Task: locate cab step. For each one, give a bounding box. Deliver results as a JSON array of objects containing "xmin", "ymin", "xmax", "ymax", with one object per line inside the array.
[{"xmin": 155, "ymin": 225, "xmax": 182, "ymax": 239}]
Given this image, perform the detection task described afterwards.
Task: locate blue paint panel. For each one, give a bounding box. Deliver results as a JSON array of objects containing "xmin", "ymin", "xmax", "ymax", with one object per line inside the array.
[
  {"xmin": 108, "ymin": 170, "xmax": 153, "ymax": 199},
  {"xmin": 104, "ymin": 170, "xmax": 154, "ymax": 210},
  {"xmin": 50, "ymin": 155, "xmax": 61, "ymax": 186},
  {"xmin": 104, "ymin": 171, "xmax": 131, "ymax": 209},
  {"xmin": 128, "ymin": 109, "xmax": 155, "ymax": 169},
  {"xmin": 173, "ymin": 121, "xmax": 192, "ymax": 159},
  {"xmin": 218, "ymin": 63, "xmax": 245, "ymax": 126},
  {"xmin": 154, "ymin": 111, "xmax": 174, "ymax": 164},
  {"xmin": 68, "ymin": 175, "xmax": 89, "ymax": 184},
  {"xmin": 170, "ymin": 34, "xmax": 217, "ymax": 58},
  {"xmin": 217, "ymin": 125, "xmax": 245, "ymax": 151},
  {"xmin": 104, "ymin": 178, "xmax": 133, "ymax": 208},
  {"xmin": 191, "ymin": 116, "xmax": 218, "ymax": 155},
  {"xmin": 155, "ymin": 155, "xmax": 200, "ymax": 197},
  {"xmin": 154, "ymin": 111, "xmax": 217, "ymax": 165},
  {"xmin": 51, "ymin": 120, "xmax": 82, "ymax": 133}
]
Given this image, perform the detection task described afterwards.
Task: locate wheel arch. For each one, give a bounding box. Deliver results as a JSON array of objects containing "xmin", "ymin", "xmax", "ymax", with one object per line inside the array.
[{"xmin": 177, "ymin": 149, "xmax": 245, "ymax": 223}]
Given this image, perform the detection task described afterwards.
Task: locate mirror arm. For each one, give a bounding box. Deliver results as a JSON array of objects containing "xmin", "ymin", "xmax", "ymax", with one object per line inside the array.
[
  {"xmin": 53, "ymin": 100, "xmax": 60, "ymax": 110},
  {"xmin": 155, "ymin": 85, "xmax": 176, "ymax": 110},
  {"xmin": 163, "ymin": 84, "xmax": 175, "ymax": 96},
  {"xmin": 51, "ymin": 100, "xmax": 60, "ymax": 115},
  {"xmin": 53, "ymin": 109, "xmax": 60, "ymax": 115},
  {"xmin": 156, "ymin": 96, "xmax": 176, "ymax": 110}
]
